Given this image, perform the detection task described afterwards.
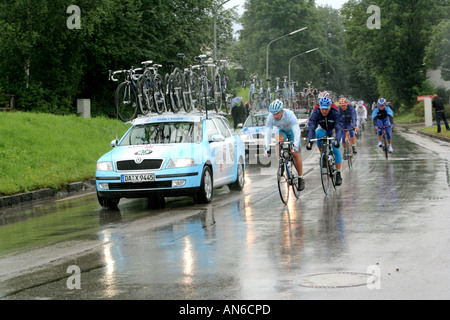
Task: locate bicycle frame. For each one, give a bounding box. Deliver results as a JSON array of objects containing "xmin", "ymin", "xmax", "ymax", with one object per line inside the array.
[
  {"xmin": 310, "ymin": 136, "xmax": 337, "ymax": 195},
  {"xmin": 343, "ymin": 128, "xmax": 354, "ymax": 169},
  {"xmin": 277, "ymin": 141, "xmax": 300, "ymax": 204},
  {"xmin": 374, "ymin": 125, "xmax": 394, "ymax": 160}
]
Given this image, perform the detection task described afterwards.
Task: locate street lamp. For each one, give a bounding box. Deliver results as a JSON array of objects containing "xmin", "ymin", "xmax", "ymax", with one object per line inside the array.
[
  {"xmin": 266, "ymin": 27, "xmax": 308, "ymax": 79},
  {"xmin": 214, "ymin": 0, "xmax": 231, "ymax": 60},
  {"xmin": 288, "ymin": 47, "xmax": 319, "ymax": 82}
]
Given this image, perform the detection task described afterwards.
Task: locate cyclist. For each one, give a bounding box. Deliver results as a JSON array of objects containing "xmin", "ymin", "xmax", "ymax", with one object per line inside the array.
[
  {"xmin": 355, "ymin": 100, "xmax": 367, "ymax": 134},
  {"xmin": 264, "ymin": 99, "xmax": 305, "ymax": 191},
  {"xmin": 306, "ymin": 97, "xmax": 344, "ymax": 186},
  {"xmin": 372, "ymin": 98, "xmax": 394, "ymax": 153},
  {"xmin": 339, "ymin": 97, "xmax": 358, "ymax": 154}
]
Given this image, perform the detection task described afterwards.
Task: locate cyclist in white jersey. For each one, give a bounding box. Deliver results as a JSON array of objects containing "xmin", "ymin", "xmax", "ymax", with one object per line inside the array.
[
  {"xmin": 264, "ymin": 99, "xmax": 305, "ymax": 191},
  {"xmin": 355, "ymin": 101, "xmax": 367, "ymax": 132}
]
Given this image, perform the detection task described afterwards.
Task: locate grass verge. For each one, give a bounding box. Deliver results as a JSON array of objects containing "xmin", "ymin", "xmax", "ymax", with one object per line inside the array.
[{"xmin": 0, "ymin": 112, "xmax": 130, "ymax": 196}]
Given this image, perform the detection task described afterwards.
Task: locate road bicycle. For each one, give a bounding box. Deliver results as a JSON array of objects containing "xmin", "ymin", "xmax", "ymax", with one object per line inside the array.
[
  {"xmin": 139, "ymin": 61, "xmax": 166, "ymax": 114},
  {"xmin": 110, "ymin": 67, "xmax": 145, "ymax": 122},
  {"xmin": 274, "ymin": 141, "xmax": 301, "ymax": 204},
  {"xmin": 343, "ymin": 128, "xmax": 355, "ymax": 169},
  {"xmin": 310, "ymin": 136, "xmax": 337, "ymax": 195},
  {"xmin": 374, "ymin": 125, "xmax": 394, "ymax": 160},
  {"xmin": 181, "ymin": 60, "xmax": 200, "ymax": 112},
  {"xmin": 274, "ymin": 77, "xmax": 281, "ymax": 100},
  {"xmin": 212, "ymin": 59, "xmax": 232, "ymax": 114},
  {"xmin": 192, "ymin": 55, "xmax": 217, "ymax": 112},
  {"xmin": 265, "ymin": 78, "xmax": 272, "ymax": 108},
  {"xmin": 248, "ymin": 74, "xmax": 258, "ymax": 111},
  {"xmin": 165, "ymin": 60, "xmax": 184, "ymax": 113}
]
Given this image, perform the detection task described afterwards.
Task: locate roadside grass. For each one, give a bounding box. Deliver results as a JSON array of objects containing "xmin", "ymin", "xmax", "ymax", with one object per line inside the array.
[
  {"xmin": 0, "ymin": 112, "xmax": 130, "ymax": 196},
  {"xmin": 420, "ymin": 126, "xmax": 450, "ymax": 139}
]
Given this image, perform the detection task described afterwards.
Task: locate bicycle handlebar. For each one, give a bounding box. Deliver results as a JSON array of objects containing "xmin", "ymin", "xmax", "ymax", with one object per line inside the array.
[{"xmin": 309, "ymin": 137, "xmax": 335, "ymax": 142}]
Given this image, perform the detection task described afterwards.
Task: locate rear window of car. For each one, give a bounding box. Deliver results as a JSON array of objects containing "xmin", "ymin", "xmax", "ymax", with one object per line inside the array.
[{"xmin": 120, "ymin": 122, "xmax": 202, "ymax": 145}]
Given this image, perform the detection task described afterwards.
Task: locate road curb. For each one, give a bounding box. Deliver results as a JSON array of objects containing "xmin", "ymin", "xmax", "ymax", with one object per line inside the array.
[{"xmin": 0, "ymin": 179, "xmax": 96, "ymax": 209}]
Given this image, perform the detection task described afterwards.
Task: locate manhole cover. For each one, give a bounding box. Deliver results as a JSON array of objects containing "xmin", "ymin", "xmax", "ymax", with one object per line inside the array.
[{"xmin": 298, "ymin": 272, "xmax": 375, "ymax": 288}]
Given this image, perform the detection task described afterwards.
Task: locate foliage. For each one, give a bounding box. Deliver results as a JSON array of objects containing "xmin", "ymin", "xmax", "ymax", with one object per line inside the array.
[
  {"xmin": 0, "ymin": 0, "xmax": 235, "ymax": 116},
  {"xmin": 342, "ymin": 0, "xmax": 448, "ymax": 110}
]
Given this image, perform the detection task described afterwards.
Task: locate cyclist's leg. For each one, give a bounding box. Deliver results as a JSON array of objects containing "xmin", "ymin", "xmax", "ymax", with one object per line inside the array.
[
  {"xmin": 277, "ymin": 130, "xmax": 287, "ymax": 158},
  {"xmin": 331, "ymin": 130, "xmax": 343, "ymax": 185},
  {"xmin": 384, "ymin": 118, "xmax": 393, "ymax": 152},
  {"xmin": 286, "ymin": 130, "xmax": 302, "ymax": 177},
  {"xmin": 377, "ymin": 119, "xmax": 383, "ymax": 146},
  {"xmin": 348, "ymin": 124, "xmax": 357, "ymax": 153},
  {"xmin": 315, "ymin": 127, "xmax": 326, "ymax": 151}
]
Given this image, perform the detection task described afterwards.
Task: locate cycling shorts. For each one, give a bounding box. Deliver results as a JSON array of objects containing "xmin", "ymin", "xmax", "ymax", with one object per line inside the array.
[
  {"xmin": 279, "ymin": 129, "xmax": 301, "ymax": 149},
  {"xmin": 315, "ymin": 128, "xmax": 342, "ymax": 164}
]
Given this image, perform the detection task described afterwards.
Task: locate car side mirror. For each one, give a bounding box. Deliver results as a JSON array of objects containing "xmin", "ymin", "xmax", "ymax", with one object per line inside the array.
[
  {"xmin": 110, "ymin": 139, "xmax": 119, "ymax": 148},
  {"xmin": 210, "ymin": 134, "xmax": 225, "ymax": 143}
]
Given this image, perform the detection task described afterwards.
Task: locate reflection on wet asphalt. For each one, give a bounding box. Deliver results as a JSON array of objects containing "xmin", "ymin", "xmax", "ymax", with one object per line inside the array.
[{"xmin": 1, "ymin": 127, "xmax": 450, "ymax": 299}]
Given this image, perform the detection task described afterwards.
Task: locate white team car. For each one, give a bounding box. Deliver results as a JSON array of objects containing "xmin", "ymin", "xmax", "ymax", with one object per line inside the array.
[
  {"xmin": 238, "ymin": 112, "xmax": 278, "ymax": 164},
  {"xmin": 96, "ymin": 113, "xmax": 245, "ymax": 208}
]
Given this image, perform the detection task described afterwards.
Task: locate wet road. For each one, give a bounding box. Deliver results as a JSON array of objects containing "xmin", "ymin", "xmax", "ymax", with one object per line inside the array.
[{"xmin": 0, "ymin": 126, "xmax": 449, "ymax": 300}]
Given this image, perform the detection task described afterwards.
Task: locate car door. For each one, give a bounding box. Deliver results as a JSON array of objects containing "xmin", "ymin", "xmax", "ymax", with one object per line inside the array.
[
  {"xmin": 212, "ymin": 117, "xmax": 235, "ymax": 182},
  {"xmin": 206, "ymin": 118, "xmax": 227, "ymax": 185}
]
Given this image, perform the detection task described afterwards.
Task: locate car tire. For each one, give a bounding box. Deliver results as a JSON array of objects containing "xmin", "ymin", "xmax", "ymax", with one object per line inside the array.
[
  {"xmin": 97, "ymin": 192, "xmax": 120, "ymax": 208},
  {"xmin": 195, "ymin": 166, "xmax": 213, "ymax": 204},
  {"xmin": 228, "ymin": 160, "xmax": 245, "ymax": 191}
]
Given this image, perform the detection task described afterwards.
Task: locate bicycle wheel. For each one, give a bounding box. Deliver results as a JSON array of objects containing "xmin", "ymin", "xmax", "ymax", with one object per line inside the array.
[
  {"xmin": 289, "ymin": 160, "xmax": 300, "ymax": 199},
  {"xmin": 345, "ymin": 141, "xmax": 353, "ymax": 169},
  {"xmin": 320, "ymin": 153, "xmax": 331, "ymax": 195},
  {"xmin": 190, "ymin": 73, "xmax": 199, "ymax": 111},
  {"xmin": 168, "ymin": 73, "xmax": 182, "ymax": 113},
  {"xmin": 138, "ymin": 74, "xmax": 153, "ymax": 115},
  {"xmin": 214, "ymin": 74, "xmax": 222, "ymax": 113},
  {"xmin": 277, "ymin": 160, "xmax": 289, "ymax": 204},
  {"xmin": 224, "ymin": 94, "xmax": 232, "ymax": 115},
  {"xmin": 152, "ymin": 74, "xmax": 166, "ymax": 114},
  {"xmin": 181, "ymin": 73, "xmax": 192, "ymax": 113},
  {"xmin": 382, "ymin": 134, "xmax": 389, "ymax": 160},
  {"xmin": 115, "ymin": 82, "xmax": 138, "ymax": 122}
]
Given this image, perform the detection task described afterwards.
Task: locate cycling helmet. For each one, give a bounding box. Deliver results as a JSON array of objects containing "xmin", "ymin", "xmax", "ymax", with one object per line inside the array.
[
  {"xmin": 269, "ymin": 99, "xmax": 283, "ymax": 114},
  {"xmin": 377, "ymin": 98, "xmax": 387, "ymax": 107},
  {"xmin": 319, "ymin": 97, "xmax": 332, "ymax": 109},
  {"xmin": 339, "ymin": 97, "xmax": 349, "ymax": 106}
]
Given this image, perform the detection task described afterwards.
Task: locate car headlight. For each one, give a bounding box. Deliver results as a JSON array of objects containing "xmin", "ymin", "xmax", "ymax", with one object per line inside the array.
[
  {"xmin": 97, "ymin": 161, "xmax": 113, "ymax": 171},
  {"xmin": 166, "ymin": 158, "xmax": 196, "ymax": 168},
  {"xmin": 239, "ymin": 133, "xmax": 250, "ymax": 141}
]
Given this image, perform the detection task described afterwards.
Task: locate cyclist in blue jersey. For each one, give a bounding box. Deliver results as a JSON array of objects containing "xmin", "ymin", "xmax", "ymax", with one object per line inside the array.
[
  {"xmin": 338, "ymin": 97, "xmax": 358, "ymax": 154},
  {"xmin": 306, "ymin": 97, "xmax": 344, "ymax": 186},
  {"xmin": 372, "ymin": 98, "xmax": 394, "ymax": 153},
  {"xmin": 265, "ymin": 99, "xmax": 305, "ymax": 191}
]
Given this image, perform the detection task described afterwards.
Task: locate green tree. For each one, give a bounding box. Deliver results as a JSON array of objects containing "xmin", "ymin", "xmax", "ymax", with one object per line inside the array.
[{"xmin": 342, "ymin": 0, "xmax": 445, "ymax": 109}]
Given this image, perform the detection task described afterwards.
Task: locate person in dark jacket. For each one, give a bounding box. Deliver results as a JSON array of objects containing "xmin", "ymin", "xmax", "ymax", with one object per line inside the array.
[
  {"xmin": 339, "ymin": 97, "xmax": 358, "ymax": 154},
  {"xmin": 432, "ymin": 94, "xmax": 449, "ymax": 133},
  {"xmin": 306, "ymin": 97, "xmax": 344, "ymax": 186}
]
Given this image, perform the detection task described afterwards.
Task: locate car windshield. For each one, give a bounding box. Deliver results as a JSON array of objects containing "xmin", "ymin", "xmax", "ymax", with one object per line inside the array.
[
  {"xmin": 244, "ymin": 114, "xmax": 269, "ymax": 127},
  {"xmin": 295, "ymin": 112, "xmax": 309, "ymax": 120},
  {"xmin": 119, "ymin": 122, "xmax": 202, "ymax": 146}
]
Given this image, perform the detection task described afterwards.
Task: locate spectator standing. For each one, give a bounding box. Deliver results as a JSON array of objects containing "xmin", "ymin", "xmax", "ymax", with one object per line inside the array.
[{"xmin": 432, "ymin": 94, "xmax": 449, "ymax": 133}]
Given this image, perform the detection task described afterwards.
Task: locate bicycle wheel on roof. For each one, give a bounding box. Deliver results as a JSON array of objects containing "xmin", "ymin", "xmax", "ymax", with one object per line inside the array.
[{"xmin": 115, "ymin": 82, "xmax": 138, "ymax": 122}]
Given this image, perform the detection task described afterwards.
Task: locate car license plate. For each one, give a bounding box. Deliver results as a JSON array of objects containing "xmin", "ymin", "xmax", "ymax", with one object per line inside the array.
[{"xmin": 122, "ymin": 173, "xmax": 155, "ymax": 183}]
